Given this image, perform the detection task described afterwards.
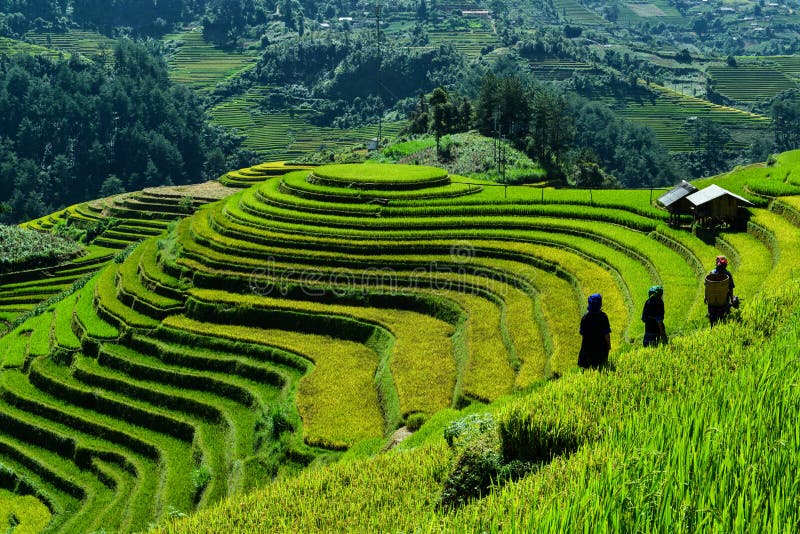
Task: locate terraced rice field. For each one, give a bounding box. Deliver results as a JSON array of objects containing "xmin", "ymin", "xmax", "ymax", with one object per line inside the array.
[
  {"xmin": 1, "ymin": 184, "xmax": 231, "ymax": 329},
  {"xmin": 0, "ymin": 37, "xmax": 64, "ymax": 59},
  {"xmin": 551, "ymin": 0, "xmax": 608, "ymax": 25},
  {"xmin": 210, "ymin": 88, "xmax": 404, "ymax": 159},
  {"xmin": 758, "ymin": 55, "xmax": 800, "ymax": 79},
  {"xmin": 24, "ymin": 31, "xmax": 115, "ymax": 64},
  {"xmin": 163, "ymin": 30, "xmax": 256, "ymax": 95},
  {"xmin": 707, "ymin": 64, "xmax": 797, "ymax": 104},
  {"xmin": 426, "ymin": 31, "xmax": 501, "ymax": 59},
  {"xmin": 529, "ymin": 58, "xmax": 598, "ymax": 81},
  {"xmin": 616, "ymin": 0, "xmax": 685, "ymax": 26},
  {"xmin": 606, "ymin": 83, "xmax": 771, "ymax": 152},
  {"xmin": 2, "ymin": 158, "xmax": 798, "ymax": 531}
]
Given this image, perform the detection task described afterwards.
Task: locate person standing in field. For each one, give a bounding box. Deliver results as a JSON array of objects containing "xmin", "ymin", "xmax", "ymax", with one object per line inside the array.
[
  {"xmin": 641, "ymin": 285, "xmax": 667, "ymax": 347},
  {"xmin": 578, "ymin": 293, "xmax": 611, "ymax": 369},
  {"xmin": 706, "ymin": 255, "xmax": 735, "ymax": 327}
]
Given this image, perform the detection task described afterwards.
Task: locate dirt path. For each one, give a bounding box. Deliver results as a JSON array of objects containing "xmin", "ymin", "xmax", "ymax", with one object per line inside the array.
[{"xmin": 384, "ymin": 426, "xmax": 413, "ymax": 451}]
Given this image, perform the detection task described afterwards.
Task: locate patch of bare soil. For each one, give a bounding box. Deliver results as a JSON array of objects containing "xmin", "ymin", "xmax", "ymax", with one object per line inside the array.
[{"xmin": 384, "ymin": 426, "xmax": 414, "ymax": 451}]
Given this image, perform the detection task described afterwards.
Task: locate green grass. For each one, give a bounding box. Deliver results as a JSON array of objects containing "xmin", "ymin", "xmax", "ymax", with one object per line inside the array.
[
  {"xmin": 695, "ymin": 149, "xmax": 800, "ymax": 203},
  {"xmin": 0, "ymin": 324, "xmax": 33, "ymax": 370},
  {"xmin": 94, "ymin": 264, "xmax": 159, "ymax": 330},
  {"xmin": 311, "ymin": 163, "xmax": 449, "ymax": 189},
  {"xmin": 52, "ymin": 293, "xmax": 81, "ymax": 358},
  {"xmin": 381, "ymin": 138, "xmax": 437, "ymax": 158},
  {"xmin": 281, "ymin": 170, "xmax": 478, "ymax": 201},
  {"xmin": 75, "ymin": 279, "xmax": 120, "ymax": 340}
]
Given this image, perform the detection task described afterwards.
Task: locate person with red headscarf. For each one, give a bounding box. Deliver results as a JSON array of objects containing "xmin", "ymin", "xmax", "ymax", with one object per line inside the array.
[{"xmin": 706, "ymin": 255, "xmax": 735, "ymax": 327}]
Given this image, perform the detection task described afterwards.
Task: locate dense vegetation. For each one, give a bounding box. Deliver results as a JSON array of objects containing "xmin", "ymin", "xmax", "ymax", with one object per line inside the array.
[
  {"xmin": 0, "ymin": 153, "xmax": 799, "ymax": 531},
  {"xmin": 0, "ymin": 224, "xmax": 82, "ymax": 273},
  {"xmin": 234, "ymin": 35, "xmax": 464, "ymax": 129},
  {"xmin": 403, "ymin": 77, "xmax": 679, "ymax": 187},
  {"xmin": 2, "ymin": 0, "xmax": 799, "ymax": 189},
  {"xmin": 378, "ymin": 132, "xmax": 546, "ymax": 185},
  {"xmin": 0, "ymin": 40, "xmax": 255, "ymax": 223}
]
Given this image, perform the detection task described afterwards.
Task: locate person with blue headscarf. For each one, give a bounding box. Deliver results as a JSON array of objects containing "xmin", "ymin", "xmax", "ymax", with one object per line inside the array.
[
  {"xmin": 578, "ymin": 293, "xmax": 611, "ymax": 369},
  {"xmin": 642, "ymin": 285, "xmax": 667, "ymax": 347}
]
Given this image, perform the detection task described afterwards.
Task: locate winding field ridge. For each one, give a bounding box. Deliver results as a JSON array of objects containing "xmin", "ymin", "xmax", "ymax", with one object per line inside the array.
[{"xmin": 2, "ymin": 156, "xmax": 800, "ymax": 532}]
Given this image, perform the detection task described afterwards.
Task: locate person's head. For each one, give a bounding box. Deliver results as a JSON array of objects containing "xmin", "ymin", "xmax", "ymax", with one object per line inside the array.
[
  {"xmin": 587, "ymin": 293, "xmax": 602, "ymax": 313},
  {"xmin": 715, "ymin": 255, "xmax": 728, "ymax": 269},
  {"xmin": 648, "ymin": 285, "xmax": 663, "ymax": 299}
]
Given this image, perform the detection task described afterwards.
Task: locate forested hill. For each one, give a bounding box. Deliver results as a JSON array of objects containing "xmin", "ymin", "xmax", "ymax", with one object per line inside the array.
[{"xmin": 0, "ymin": 40, "xmax": 254, "ymax": 224}]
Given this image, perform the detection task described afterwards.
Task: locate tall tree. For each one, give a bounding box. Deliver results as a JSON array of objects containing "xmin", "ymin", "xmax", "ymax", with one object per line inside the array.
[
  {"xmin": 430, "ymin": 86, "xmax": 454, "ymax": 156},
  {"xmin": 474, "ymin": 73, "xmax": 529, "ymax": 141},
  {"xmin": 690, "ymin": 118, "xmax": 731, "ymax": 174},
  {"xmin": 529, "ymin": 87, "xmax": 574, "ymax": 172},
  {"xmin": 772, "ymin": 93, "xmax": 800, "ymax": 152},
  {"xmin": 405, "ymin": 92, "xmax": 430, "ymax": 135}
]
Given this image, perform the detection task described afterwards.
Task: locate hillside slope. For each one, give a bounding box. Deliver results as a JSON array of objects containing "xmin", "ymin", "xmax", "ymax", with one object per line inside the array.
[
  {"xmin": 158, "ymin": 278, "xmax": 800, "ymax": 532},
  {"xmin": 0, "ymin": 155, "xmax": 799, "ymax": 532}
]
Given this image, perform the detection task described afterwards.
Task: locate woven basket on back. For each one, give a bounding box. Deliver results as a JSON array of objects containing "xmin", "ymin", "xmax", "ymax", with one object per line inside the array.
[{"xmin": 705, "ymin": 273, "xmax": 730, "ymax": 307}]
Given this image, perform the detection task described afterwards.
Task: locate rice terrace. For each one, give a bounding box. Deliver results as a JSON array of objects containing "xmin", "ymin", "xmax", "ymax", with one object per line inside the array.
[{"xmin": 2, "ymin": 152, "xmax": 800, "ymax": 532}]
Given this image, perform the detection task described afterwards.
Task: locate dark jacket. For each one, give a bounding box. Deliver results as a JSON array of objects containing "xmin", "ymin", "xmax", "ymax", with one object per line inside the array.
[
  {"xmin": 579, "ymin": 310, "xmax": 611, "ymax": 368},
  {"xmin": 641, "ymin": 296, "xmax": 665, "ymax": 335}
]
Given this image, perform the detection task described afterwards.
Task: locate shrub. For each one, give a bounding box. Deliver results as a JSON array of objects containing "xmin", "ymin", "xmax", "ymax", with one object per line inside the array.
[
  {"xmin": 113, "ymin": 243, "xmax": 139, "ymax": 264},
  {"xmin": 191, "ymin": 465, "xmax": 212, "ymax": 502},
  {"xmin": 178, "ymin": 196, "xmax": 195, "ymax": 214},
  {"xmin": 270, "ymin": 405, "xmax": 295, "ymax": 438},
  {"xmin": 0, "ymin": 224, "xmax": 82, "ymax": 273},
  {"xmin": 439, "ymin": 413, "xmax": 501, "ymax": 509},
  {"xmin": 406, "ymin": 413, "xmax": 427, "ymax": 431}
]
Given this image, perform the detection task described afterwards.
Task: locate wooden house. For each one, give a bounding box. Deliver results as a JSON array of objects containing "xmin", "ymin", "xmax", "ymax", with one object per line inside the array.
[
  {"xmin": 657, "ymin": 180, "xmax": 698, "ymax": 224},
  {"xmin": 686, "ymin": 184, "xmax": 754, "ymax": 227}
]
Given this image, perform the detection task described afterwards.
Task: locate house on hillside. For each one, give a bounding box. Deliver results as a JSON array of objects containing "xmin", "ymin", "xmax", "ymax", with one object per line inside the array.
[
  {"xmin": 686, "ymin": 184, "xmax": 754, "ymax": 228},
  {"xmin": 658, "ymin": 180, "xmax": 699, "ymax": 225}
]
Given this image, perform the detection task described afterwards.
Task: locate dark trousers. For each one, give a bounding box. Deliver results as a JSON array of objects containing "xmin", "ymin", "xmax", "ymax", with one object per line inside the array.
[{"xmin": 708, "ymin": 305, "xmax": 730, "ymax": 327}]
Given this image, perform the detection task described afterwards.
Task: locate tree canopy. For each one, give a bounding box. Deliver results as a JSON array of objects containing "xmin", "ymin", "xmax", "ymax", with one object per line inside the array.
[{"xmin": 0, "ymin": 40, "xmax": 254, "ymax": 223}]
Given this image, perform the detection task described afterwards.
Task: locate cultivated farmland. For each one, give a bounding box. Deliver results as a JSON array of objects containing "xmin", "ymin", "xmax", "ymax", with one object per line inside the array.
[
  {"xmin": 209, "ymin": 88, "xmax": 404, "ymax": 159},
  {"xmin": 23, "ymin": 31, "xmax": 115, "ymax": 64},
  {"xmin": 163, "ymin": 30, "xmax": 257, "ymax": 95},
  {"xmin": 707, "ymin": 64, "xmax": 797, "ymax": 104},
  {"xmin": 605, "ymin": 82, "xmax": 771, "ymax": 152},
  {"xmin": 2, "ymin": 156, "xmax": 800, "ymax": 531}
]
